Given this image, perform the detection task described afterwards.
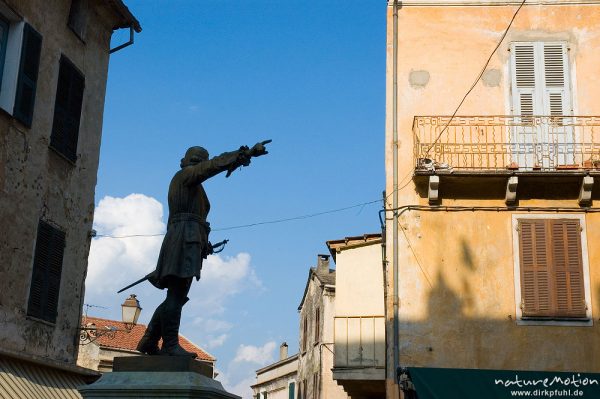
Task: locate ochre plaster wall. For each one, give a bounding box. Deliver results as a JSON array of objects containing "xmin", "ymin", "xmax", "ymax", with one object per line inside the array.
[{"xmin": 385, "ymin": 3, "xmax": 600, "ymax": 373}]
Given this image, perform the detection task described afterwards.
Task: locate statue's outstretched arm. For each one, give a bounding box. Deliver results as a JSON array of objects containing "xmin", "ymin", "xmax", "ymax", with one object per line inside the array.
[{"xmin": 183, "ymin": 141, "xmax": 270, "ymax": 184}]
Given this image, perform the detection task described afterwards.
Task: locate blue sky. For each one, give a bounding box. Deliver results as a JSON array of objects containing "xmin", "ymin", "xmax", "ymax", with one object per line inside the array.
[{"xmin": 85, "ymin": 1, "xmax": 385, "ymax": 397}]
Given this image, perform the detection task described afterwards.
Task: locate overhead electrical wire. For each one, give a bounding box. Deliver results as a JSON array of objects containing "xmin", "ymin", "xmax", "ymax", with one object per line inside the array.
[
  {"xmin": 425, "ymin": 0, "xmax": 528, "ymax": 155},
  {"xmin": 94, "ymin": 198, "xmax": 384, "ymax": 238},
  {"xmin": 95, "ymin": 0, "xmax": 529, "ymax": 241}
]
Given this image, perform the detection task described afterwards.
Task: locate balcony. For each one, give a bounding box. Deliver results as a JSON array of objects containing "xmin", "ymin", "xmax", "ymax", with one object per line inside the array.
[
  {"xmin": 412, "ymin": 116, "xmax": 600, "ymax": 205},
  {"xmin": 413, "ymin": 116, "xmax": 600, "ymax": 173},
  {"xmin": 332, "ymin": 316, "xmax": 385, "ymax": 398}
]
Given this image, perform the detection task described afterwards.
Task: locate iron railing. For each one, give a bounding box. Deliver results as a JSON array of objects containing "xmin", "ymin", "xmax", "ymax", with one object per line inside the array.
[
  {"xmin": 333, "ymin": 316, "xmax": 385, "ymax": 368},
  {"xmin": 413, "ymin": 116, "xmax": 600, "ymax": 172}
]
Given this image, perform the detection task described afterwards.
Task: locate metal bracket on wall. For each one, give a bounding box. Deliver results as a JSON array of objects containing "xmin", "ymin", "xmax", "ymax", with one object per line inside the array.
[
  {"xmin": 579, "ymin": 176, "xmax": 594, "ymax": 207},
  {"xmin": 428, "ymin": 175, "xmax": 440, "ymax": 205},
  {"xmin": 506, "ymin": 176, "xmax": 518, "ymax": 205}
]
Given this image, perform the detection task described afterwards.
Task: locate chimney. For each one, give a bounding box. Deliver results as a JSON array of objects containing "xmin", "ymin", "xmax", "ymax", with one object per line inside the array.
[
  {"xmin": 317, "ymin": 254, "xmax": 330, "ymax": 273},
  {"xmin": 280, "ymin": 342, "xmax": 288, "ymax": 360}
]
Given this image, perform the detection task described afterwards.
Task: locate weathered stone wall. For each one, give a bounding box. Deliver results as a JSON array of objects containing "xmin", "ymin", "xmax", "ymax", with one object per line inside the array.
[
  {"xmin": 0, "ymin": 0, "xmax": 121, "ymax": 364},
  {"xmin": 297, "ymin": 268, "xmax": 347, "ymax": 399}
]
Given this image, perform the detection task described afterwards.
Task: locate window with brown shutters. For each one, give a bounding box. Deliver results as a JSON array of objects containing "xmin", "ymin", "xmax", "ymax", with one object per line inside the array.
[
  {"xmin": 50, "ymin": 56, "xmax": 85, "ymax": 163},
  {"xmin": 27, "ymin": 220, "xmax": 65, "ymax": 324},
  {"xmin": 518, "ymin": 219, "xmax": 586, "ymax": 319}
]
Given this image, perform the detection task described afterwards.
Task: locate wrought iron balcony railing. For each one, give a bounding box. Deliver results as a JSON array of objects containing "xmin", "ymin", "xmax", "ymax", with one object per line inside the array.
[{"xmin": 413, "ymin": 116, "xmax": 600, "ymax": 172}]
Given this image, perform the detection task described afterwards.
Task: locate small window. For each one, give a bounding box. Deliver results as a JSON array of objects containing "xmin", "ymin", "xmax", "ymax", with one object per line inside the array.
[
  {"xmin": 68, "ymin": 0, "xmax": 88, "ymax": 40},
  {"xmin": 302, "ymin": 316, "xmax": 307, "ymax": 351},
  {"xmin": 50, "ymin": 55, "xmax": 85, "ymax": 163},
  {"xmin": 27, "ymin": 220, "xmax": 65, "ymax": 324},
  {"xmin": 314, "ymin": 308, "xmax": 320, "ymax": 343},
  {"xmin": 513, "ymin": 215, "xmax": 592, "ymax": 324},
  {"xmin": 288, "ymin": 382, "xmax": 295, "ymax": 399}
]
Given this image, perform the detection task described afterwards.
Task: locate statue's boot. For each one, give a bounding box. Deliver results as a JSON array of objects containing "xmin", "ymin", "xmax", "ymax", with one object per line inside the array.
[
  {"xmin": 136, "ymin": 303, "xmax": 162, "ymax": 355},
  {"xmin": 159, "ymin": 297, "xmax": 197, "ymax": 358}
]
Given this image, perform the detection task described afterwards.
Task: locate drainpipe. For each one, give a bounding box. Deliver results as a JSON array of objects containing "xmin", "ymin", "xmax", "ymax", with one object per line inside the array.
[
  {"xmin": 391, "ymin": 0, "xmax": 400, "ymax": 395},
  {"xmin": 110, "ymin": 25, "xmax": 135, "ymax": 54}
]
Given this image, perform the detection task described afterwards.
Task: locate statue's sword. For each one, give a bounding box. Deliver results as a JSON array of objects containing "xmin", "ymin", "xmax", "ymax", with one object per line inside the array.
[{"xmin": 116, "ymin": 239, "xmax": 229, "ymax": 293}]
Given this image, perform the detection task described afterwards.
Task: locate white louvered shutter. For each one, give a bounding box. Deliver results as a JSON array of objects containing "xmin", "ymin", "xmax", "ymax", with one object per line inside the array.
[
  {"xmin": 543, "ymin": 43, "xmax": 571, "ymax": 117},
  {"xmin": 511, "ymin": 42, "xmax": 571, "ymax": 117},
  {"xmin": 511, "ymin": 43, "xmax": 538, "ymax": 118}
]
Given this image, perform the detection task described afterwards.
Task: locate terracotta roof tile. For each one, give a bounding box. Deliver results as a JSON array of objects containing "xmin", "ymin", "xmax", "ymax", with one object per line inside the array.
[{"xmin": 81, "ymin": 316, "xmax": 214, "ymax": 362}]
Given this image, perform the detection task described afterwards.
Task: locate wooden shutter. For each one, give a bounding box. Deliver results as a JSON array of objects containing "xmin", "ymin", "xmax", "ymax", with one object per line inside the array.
[
  {"xmin": 519, "ymin": 219, "xmax": 586, "ymax": 319},
  {"xmin": 14, "ymin": 23, "xmax": 42, "ymax": 127},
  {"xmin": 50, "ymin": 56, "xmax": 85, "ymax": 162},
  {"xmin": 289, "ymin": 382, "xmax": 295, "ymax": 399},
  {"xmin": 519, "ymin": 220, "xmax": 552, "ymax": 316},
  {"xmin": 27, "ymin": 220, "xmax": 65, "ymax": 323},
  {"xmin": 551, "ymin": 219, "xmax": 586, "ymax": 317}
]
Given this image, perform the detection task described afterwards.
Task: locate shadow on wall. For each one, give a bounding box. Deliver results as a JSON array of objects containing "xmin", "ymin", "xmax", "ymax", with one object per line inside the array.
[{"xmin": 396, "ymin": 238, "xmax": 600, "ymax": 373}]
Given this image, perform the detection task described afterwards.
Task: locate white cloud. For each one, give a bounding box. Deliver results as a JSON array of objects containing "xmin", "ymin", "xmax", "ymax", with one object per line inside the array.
[
  {"xmin": 227, "ymin": 376, "xmax": 256, "ymax": 399},
  {"xmin": 85, "ymin": 193, "xmax": 263, "ymax": 367},
  {"xmin": 86, "ymin": 194, "xmax": 165, "ymax": 296},
  {"xmin": 217, "ymin": 341, "xmax": 277, "ymax": 399},
  {"xmin": 233, "ymin": 341, "xmax": 276, "ymax": 364},
  {"xmin": 207, "ymin": 334, "xmax": 229, "ymax": 349}
]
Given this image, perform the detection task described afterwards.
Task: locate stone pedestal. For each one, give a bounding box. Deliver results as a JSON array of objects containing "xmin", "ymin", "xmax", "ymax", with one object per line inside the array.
[{"xmin": 78, "ymin": 357, "xmax": 240, "ymax": 399}]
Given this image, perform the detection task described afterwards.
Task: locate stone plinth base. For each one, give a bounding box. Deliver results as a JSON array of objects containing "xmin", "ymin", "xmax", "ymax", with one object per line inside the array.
[{"xmin": 78, "ymin": 357, "xmax": 240, "ymax": 399}]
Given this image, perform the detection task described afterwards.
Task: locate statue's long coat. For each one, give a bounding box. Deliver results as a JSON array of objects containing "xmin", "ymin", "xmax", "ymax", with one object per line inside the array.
[{"xmin": 148, "ymin": 150, "xmax": 242, "ymax": 289}]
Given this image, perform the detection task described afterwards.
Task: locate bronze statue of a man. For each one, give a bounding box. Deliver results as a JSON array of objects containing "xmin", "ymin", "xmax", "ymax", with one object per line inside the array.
[{"xmin": 136, "ymin": 142, "xmax": 269, "ymax": 357}]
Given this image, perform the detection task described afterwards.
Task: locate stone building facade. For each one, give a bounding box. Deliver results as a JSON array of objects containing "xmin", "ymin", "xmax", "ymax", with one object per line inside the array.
[
  {"xmin": 0, "ymin": 0, "xmax": 139, "ymax": 395},
  {"xmin": 296, "ymin": 255, "xmax": 347, "ymax": 399}
]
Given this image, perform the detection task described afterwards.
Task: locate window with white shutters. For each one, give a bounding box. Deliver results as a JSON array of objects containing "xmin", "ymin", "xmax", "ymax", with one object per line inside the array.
[{"xmin": 511, "ymin": 41, "xmax": 571, "ymax": 118}]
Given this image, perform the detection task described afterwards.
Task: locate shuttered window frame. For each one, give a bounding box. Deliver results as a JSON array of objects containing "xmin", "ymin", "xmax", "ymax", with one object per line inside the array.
[
  {"xmin": 512, "ymin": 214, "xmax": 592, "ymax": 326},
  {"xmin": 510, "ymin": 41, "xmax": 573, "ymax": 117},
  {"xmin": 26, "ymin": 220, "xmax": 66, "ymax": 324}
]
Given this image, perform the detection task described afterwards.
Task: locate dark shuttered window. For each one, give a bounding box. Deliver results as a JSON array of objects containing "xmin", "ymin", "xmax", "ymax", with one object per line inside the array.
[
  {"xmin": 50, "ymin": 56, "xmax": 84, "ymax": 163},
  {"xmin": 27, "ymin": 220, "xmax": 65, "ymax": 323},
  {"xmin": 14, "ymin": 23, "xmax": 42, "ymax": 127},
  {"xmin": 519, "ymin": 219, "xmax": 586, "ymax": 319}
]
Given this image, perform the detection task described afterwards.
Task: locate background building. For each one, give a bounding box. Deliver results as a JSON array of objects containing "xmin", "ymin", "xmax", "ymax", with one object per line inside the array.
[
  {"xmin": 385, "ymin": 0, "xmax": 600, "ymax": 397},
  {"xmin": 252, "ymin": 343, "xmax": 298, "ymax": 399},
  {"xmin": 77, "ymin": 315, "xmax": 215, "ymax": 374},
  {"xmin": 0, "ymin": 0, "xmax": 139, "ymax": 396},
  {"xmin": 297, "ymin": 254, "xmax": 347, "ymax": 399},
  {"xmin": 327, "ymin": 234, "xmax": 385, "ymax": 399}
]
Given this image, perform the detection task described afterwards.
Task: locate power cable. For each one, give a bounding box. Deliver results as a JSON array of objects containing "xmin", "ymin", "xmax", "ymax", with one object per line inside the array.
[
  {"xmin": 425, "ymin": 0, "xmax": 528, "ymax": 155},
  {"xmin": 94, "ymin": 198, "xmax": 383, "ymax": 238}
]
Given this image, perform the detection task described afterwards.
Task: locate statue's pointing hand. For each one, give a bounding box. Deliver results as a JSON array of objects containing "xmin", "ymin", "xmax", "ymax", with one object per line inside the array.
[{"xmin": 250, "ymin": 139, "xmax": 271, "ymax": 157}]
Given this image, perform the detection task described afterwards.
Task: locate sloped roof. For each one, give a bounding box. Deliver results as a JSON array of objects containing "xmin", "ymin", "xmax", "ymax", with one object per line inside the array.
[
  {"xmin": 326, "ymin": 233, "xmax": 382, "ymax": 262},
  {"xmin": 297, "ymin": 267, "xmax": 336, "ymax": 311},
  {"xmin": 107, "ymin": 0, "xmax": 142, "ymax": 32},
  {"xmin": 81, "ymin": 316, "xmax": 214, "ymax": 362}
]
